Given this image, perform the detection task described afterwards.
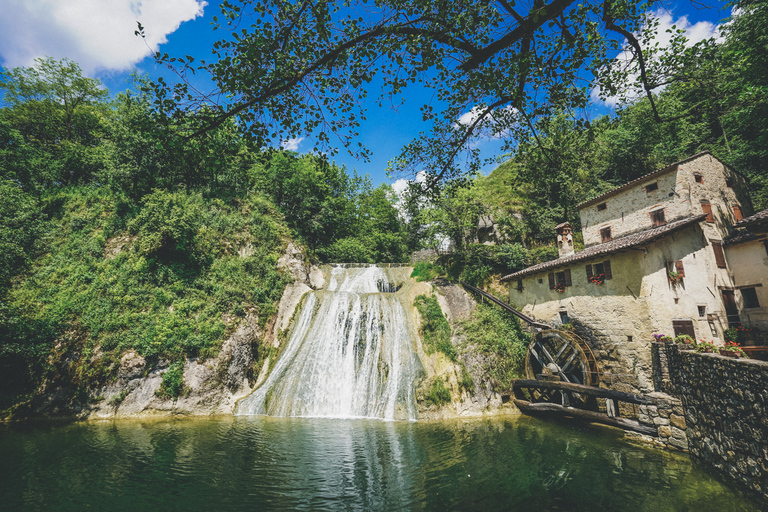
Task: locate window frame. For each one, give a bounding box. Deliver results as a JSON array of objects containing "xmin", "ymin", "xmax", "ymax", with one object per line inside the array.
[
  {"xmin": 650, "ymin": 208, "xmax": 666, "ymax": 227},
  {"xmin": 741, "ymin": 287, "xmax": 761, "ymax": 309}
]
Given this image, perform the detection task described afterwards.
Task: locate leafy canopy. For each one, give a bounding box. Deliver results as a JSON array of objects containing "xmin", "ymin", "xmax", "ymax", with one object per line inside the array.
[{"xmin": 144, "ymin": 0, "xmax": 674, "ymax": 187}]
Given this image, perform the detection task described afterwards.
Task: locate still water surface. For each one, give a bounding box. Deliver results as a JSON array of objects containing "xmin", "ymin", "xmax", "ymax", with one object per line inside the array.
[{"xmin": 0, "ymin": 415, "xmax": 761, "ymax": 511}]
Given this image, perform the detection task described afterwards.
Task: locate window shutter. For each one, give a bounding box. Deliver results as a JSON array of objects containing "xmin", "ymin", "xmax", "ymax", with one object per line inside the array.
[
  {"xmin": 733, "ymin": 205, "xmax": 743, "ymax": 222},
  {"xmin": 586, "ymin": 265, "xmax": 593, "ymax": 281},
  {"xmin": 603, "ymin": 261, "xmax": 612, "ymax": 280},
  {"xmin": 674, "ymin": 260, "xmax": 685, "ymax": 277},
  {"xmin": 548, "ymin": 273, "xmax": 555, "ymax": 289},
  {"xmin": 564, "ymin": 269, "xmax": 572, "ymax": 287},
  {"xmin": 672, "ymin": 320, "xmax": 696, "ymax": 339},
  {"xmin": 701, "ymin": 201, "xmax": 714, "ymax": 223},
  {"xmin": 711, "ymin": 241, "xmax": 727, "ymax": 268}
]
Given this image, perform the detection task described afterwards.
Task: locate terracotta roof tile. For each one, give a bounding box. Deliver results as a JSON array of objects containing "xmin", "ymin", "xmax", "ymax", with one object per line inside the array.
[
  {"xmin": 735, "ymin": 208, "xmax": 768, "ymax": 228},
  {"xmin": 501, "ymin": 214, "xmax": 707, "ymax": 281},
  {"xmin": 723, "ymin": 230, "xmax": 761, "ymax": 246}
]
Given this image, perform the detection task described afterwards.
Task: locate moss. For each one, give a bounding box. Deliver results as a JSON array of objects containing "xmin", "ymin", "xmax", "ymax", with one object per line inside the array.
[
  {"xmin": 458, "ymin": 364, "xmax": 474, "ymax": 394},
  {"xmin": 413, "ymin": 294, "xmax": 456, "ymax": 361}
]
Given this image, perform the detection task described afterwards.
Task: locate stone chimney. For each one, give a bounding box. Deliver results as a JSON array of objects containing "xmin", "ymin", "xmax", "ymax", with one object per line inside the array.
[{"xmin": 556, "ymin": 222, "xmax": 575, "ymax": 258}]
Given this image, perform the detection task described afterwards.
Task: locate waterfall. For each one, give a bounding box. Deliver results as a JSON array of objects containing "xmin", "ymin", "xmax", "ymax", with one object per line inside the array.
[{"xmin": 236, "ymin": 265, "xmax": 421, "ymax": 420}]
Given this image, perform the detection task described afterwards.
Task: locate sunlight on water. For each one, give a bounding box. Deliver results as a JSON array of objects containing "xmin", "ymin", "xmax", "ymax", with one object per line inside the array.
[{"xmin": 236, "ymin": 265, "xmax": 421, "ymax": 420}]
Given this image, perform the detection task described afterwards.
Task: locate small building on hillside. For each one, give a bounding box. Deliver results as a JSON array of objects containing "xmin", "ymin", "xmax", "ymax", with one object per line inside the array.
[{"xmin": 500, "ymin": 152, "xmax": 755, "ymax": 392}]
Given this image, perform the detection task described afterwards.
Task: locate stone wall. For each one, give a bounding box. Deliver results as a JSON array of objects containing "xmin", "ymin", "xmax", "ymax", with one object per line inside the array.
[{"xmin": 659, "ymin": 342, "xmax": 768, "ymax": 500}]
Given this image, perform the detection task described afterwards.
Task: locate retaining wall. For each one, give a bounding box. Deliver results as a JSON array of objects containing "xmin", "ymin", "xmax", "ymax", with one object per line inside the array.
[{"xmin": 655, "ymin": 342, "xmax": 768, "ymax": 500}]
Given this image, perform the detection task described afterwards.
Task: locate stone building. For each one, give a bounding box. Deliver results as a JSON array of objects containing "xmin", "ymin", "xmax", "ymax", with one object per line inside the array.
[
  {"xmin": 723, "ymin": 208, "xmax": 768, "ymax": 334},
  {"xmin": 500, "ymin": 152, "xmax": 755, "ymax": 392}
]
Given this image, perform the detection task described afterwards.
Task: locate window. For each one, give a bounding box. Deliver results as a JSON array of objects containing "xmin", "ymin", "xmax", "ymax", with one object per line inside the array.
[
  {"xmin": 733, "ymin": 205, "xmax": 743, "ymax": 222},
  {"xmin": 516, "ymin": 279, "xmax": 523, "ymax": 292},
  {"xmin": 742, "ymin": 288, "xmax": 760, "ymax": 309},
  {"xmin": 701, "ymin": 200, "xmax": 714, "ymax": 223},
  {"xmin": 672, "ymin": 320, "xmax": 696, "ymax": 339},
  {"xmin": 600, "ymin": 226, "xmax": 612, "ymax": 242},
  {"xmin": 726, "ymin": 178, "xmax": 733, "ymax": 188},
  {"xmin": 711, "ymin": 240, "xmax": 727, "ymax": 268},
  {"xmin": 694, "ymin": 172, "xmax": 703, "ymax": 184},
  {"xmin": 549, "ymin": 269, "xmax": 572, "ymax": 289},
  {"xmin": 645, "ymin": 182, "xmax": 658, "ymax": 193},
  {"xmin": 650, "ymin": 209, "xmax": 666, "ymax": 227},
  {"xmin": 586, "ymin": 261, "xmax": 612, "ymax": 282},
  {"xmin": 538, "ymin": 278, "xmax": 543, "ymax": 284},
  {"xmin": 698, "ymin": 305, "xmax": 707, "ymax": 318},
  {"xmin": 559, "ymin": 311, "xmax": 569, "ymax": 324},
  {"xmin": 597, "ymin": 202, "xmax": 607, "ymax": 212},
  {"xmin": 668, "ymin": 259, "xmax": 685, "ymax": 277}
]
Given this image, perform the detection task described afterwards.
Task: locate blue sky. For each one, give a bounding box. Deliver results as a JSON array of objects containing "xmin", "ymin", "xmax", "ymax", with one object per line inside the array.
[{"xmin": 0, "ymin": 0, "xmax": 731, "ymax": 188}]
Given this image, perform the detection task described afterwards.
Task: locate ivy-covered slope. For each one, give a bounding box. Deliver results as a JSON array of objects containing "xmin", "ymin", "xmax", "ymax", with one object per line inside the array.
[{"xmin": 0, "ymin": 186, "xmax": 294, "ymax": 412}]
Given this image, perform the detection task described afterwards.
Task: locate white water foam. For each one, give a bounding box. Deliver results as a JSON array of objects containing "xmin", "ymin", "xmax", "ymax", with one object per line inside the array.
[{"xmin": 236, "ymin": 265, "xmax": 419, "ymax": 420}]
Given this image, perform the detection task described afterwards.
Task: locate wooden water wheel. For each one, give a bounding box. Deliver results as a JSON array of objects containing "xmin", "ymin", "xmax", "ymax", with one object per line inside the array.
[{"xmin": 524, "ymin": 330, "xmax": 600, "ymax": 404}]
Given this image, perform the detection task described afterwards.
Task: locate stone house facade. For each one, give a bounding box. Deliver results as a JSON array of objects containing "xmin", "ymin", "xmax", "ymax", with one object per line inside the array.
[
  {"xmin": 723, "ymin": 208, "xmax": 768, "ymax": 334},
  {"xmin": 500, "ymin": 152, "xmax": 755, "ymax": 393}
]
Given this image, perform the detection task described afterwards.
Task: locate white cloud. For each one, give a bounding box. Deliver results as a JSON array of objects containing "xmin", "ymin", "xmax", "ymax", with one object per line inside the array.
[
  {"xmin": 280, "ymin": 137, "xmax": 304, "ymax": 151},
  {"xmin": 0, "ymin": 0, "xmax": 206, "ymax": 74},
  {"xmin": 592, "ymin": 9, "xmax": 721, "ymax": 107}
]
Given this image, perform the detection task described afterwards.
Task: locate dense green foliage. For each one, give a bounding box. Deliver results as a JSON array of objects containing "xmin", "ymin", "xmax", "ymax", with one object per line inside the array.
[
  {"xmin": 0, "ymin": 58, "xmax": 413, "ymax": 410},
  {"xmin": 461, "ymin": 304, "xmax": 529, "ymax": 391},
  {"xmin": 413, "ymin": 294, "xmax": 455, "ymax": 361},
  {"xmin": 425, "ymin": 377, "xmax": 452, "ymax": 407}
]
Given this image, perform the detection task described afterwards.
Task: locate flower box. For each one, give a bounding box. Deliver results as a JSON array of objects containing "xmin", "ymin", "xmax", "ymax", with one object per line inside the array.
[{"xmin": 719, "ymin": 348, "xmax": 741, "ymax": 358}]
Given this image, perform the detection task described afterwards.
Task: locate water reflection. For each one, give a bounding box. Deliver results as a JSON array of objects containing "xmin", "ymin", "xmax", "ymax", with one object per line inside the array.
[{"xmin": 0, "ymin": 416, "xmax": 762, "ymax": 511}]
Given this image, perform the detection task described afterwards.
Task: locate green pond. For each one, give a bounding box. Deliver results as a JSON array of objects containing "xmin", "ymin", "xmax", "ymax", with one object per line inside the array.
[{"xmin": 0, "ymin": 415, "xmax": 761, "ymax": 511}]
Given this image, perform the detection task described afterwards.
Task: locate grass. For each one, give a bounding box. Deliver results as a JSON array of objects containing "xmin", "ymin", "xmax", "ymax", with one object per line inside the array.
[{"xmin": 413, "ymin": 294, "xmax": 456, "ymax": 361}]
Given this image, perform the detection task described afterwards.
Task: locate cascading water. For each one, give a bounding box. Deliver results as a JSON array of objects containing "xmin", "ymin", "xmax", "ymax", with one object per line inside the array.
[{"xmin": 236, "ymin": 264, "xmax": 421, "ymax": 420}]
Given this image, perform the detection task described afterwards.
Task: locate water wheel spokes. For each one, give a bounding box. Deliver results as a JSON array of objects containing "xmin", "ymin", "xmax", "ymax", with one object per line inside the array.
[{"xmin": 525, "ymin": 329, "xmax": 599, "ymax": 405}]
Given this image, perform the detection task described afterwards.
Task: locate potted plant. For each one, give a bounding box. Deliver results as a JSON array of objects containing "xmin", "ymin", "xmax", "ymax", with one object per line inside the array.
[
  {"xmin": 554, "ymin": 281, "xmax": 566, "ymax": 293},
  {"xmin": 719, "ymin": 341, "xmax": 746, "ymax": 358},
  {"xmin": 653, "ymin": 334, "xmax": 673, "ymax": 343},
  {"xmin": 674, "ymin": 334, "xmax": 695, "ymax": 349},
  {"xmin": 668, "ymin": 270, "xmax": 683, "ymax": 285},
  {"xmin": 696, "ymin": 341, "xmax": 718, "ymax": 353},
  {"xmin": 589, "ymin": 273, "xmax": 605, "ymax": 285}
]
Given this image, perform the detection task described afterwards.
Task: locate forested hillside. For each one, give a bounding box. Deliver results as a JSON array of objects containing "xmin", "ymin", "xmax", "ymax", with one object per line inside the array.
[{"xmin": 0, "ymin": 59, "xmax": 413, "ymax": 411}]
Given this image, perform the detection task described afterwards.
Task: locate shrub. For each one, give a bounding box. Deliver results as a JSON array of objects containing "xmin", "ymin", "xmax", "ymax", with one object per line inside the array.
[
  {"xmin": 461, "ymin": 303, "xmax": 529, "ymax": 391},
  {"xmin": 426, "ymin": 377, "xmax": 451, "ymax": 406},
  {"xmin": 156, "ymin": 361, "xmax": 184, "ymax": 399},
  {"xmin": 410, "ymin": 262, "xmax": 440, "ymax": 282},
  {"xmin": 414, "ymin": 294, "xmax": 456, "ymax": 361}
]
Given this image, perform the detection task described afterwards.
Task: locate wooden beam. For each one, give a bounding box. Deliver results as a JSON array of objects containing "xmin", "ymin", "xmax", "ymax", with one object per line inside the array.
[
  {"xmin": 514, "ymin": 399, "xmax": 658, "ymax": 436},
  {"xmin": 513, "ymin": 379, "xmax": 658, "ymax": 405}
]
